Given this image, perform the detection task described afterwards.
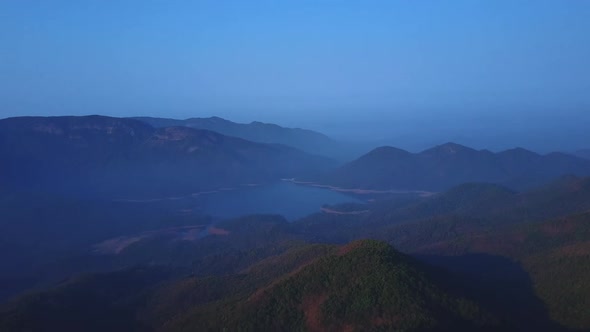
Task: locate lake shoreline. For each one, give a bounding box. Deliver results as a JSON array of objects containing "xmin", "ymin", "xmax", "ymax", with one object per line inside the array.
[{"xmin": 282, "ymin": 178, "xmax": 435, "ymax": 197}]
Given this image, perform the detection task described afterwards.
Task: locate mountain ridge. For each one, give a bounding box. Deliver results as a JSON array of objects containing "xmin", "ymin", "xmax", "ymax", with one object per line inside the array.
[
  {"xmin": 0, "ymin": 115, "xmax": 333, "ymax": 198},
  {"xmin": 132, "ymin": 116, "xmax": 345, "ymax": 158},
  {"xmin": 315, "ymin": 142, "xmax": 590, "ymax": 191}
]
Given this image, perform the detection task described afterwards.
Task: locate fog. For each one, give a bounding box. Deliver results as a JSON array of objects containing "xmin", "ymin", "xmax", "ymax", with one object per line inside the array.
[
  {"xmin": 1, "ymin": 1, "xmax": 589, "ymax": 153},
  {"xmin": 2, "ymin": 2, "xmax": 590, "ymax": 329}
]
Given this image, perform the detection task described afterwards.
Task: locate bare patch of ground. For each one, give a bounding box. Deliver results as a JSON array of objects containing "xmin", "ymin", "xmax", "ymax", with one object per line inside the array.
[
  {"xmin": 208, "ymin": 226, "xmax": 230, "ymax": 235},
  {"xmin": 302, "ymin": 294, "xmax": 328, "ymax": 332},
  {"xmin": 93, "ymin": 225, "xmax": 206, "ymax": 254},
  {"xmin": 93, "ymin": 236, "xmax": 145, "ymax": 254}
]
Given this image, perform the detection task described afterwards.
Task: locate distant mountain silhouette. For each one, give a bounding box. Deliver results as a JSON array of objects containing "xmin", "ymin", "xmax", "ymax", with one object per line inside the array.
[
  {"xmin": 133, "ymin": 116, "xmax": 348, "ymax": 158},
  {"xmin": 316, "ymin": 142, "xmax": 590, "ymax": 191},
  {"xmin": 0, "ymin": 116, "xmax": 332, "ymax": 198},
  {"xmin": 573, "ymin": 149, "xmax": 590, "ymax": 160}
]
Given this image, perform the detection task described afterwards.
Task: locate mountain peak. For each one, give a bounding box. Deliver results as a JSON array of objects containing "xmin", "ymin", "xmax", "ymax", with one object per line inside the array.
[
  {"xmin": 368, "ymin": 146, "xmax": 411, "ymax": 156},
  {"xmin": 232, "ymin": 239, "xmax": 493, "ymax": 331},
  {"xmin": 198, "ymin": 116, "xmax": 232, "ymax": 124},
  {"xmin": 354, "ymin": 146, "xmax": 412, "ymax": 164},
  {"xmin": 421, "ymin": 142, "xmax": 476, "ymax": 155},
  {"xmin": 250, "ymin": 121, "xmax": 281, "ymax": 129}
]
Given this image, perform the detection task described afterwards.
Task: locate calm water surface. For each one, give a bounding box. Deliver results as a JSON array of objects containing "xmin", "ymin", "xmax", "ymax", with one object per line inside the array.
[{"xmin": 194, "ymin": 181, "xmax": 363, "ymax": 220}]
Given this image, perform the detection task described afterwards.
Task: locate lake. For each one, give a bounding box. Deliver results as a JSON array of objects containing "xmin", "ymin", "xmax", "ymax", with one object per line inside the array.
[{"xmin": 192, "ymin": 181, "xmax": 363, "ymax": 220}]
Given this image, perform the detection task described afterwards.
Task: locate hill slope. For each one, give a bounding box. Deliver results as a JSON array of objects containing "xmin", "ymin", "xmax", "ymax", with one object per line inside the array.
[
  {"xmin": 291, "ymin": 176, "xmax": 590, "ymax": 251},
  {"xmin": 3, "ymin": 177, "xmax": 590, "ymax": 330},
  {"xmin": 416, "ymin": 212, "xmax": 590, "ymax": 330},
  {"xmin": 0, "ymin": 241, "xmax": 497, "ymax": 332}
]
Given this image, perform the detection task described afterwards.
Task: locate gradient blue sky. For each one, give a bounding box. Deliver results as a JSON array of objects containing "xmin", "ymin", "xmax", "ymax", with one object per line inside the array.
[{"xmin": 1, "ymin": 1, "xmax": 589, "ymax": 149}]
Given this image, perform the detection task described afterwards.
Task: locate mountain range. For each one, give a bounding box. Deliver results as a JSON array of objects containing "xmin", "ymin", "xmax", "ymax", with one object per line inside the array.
[
  {"xmin": 314, "ymin": 143, "xmax": 590, "ymax": 191},
  {"xmin": 2, "ymin": 114, "xmax": 590, "ymax": 331},
  {"xmin": 4, "ymin": 116, "xmax": 587, "ymax": 198},
  {"xmin": 0, "ymin": 116, "xmax": 332, "ymax": 198},
  {"xmin": 133, "ymin": 116, "xmax": 360, "ymax": 160}
]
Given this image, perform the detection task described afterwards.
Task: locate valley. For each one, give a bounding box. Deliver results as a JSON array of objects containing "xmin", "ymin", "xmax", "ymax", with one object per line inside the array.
[{"xmin": 0, "ymin": 115, "xmax": 589, "ymax": 331}]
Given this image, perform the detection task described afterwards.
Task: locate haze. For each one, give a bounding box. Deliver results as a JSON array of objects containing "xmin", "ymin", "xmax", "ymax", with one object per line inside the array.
[
  {"xmin": 4, "ymin": 2, "xmax": 590, "ymax": 329},
  {"xmin": 1, "ymin": 0, "xmax": 589, "ymax": 151}
]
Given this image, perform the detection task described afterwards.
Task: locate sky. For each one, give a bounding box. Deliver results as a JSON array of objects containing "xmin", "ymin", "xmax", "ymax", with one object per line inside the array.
[{"xmin": 1, "ymin": 0, "xmax": 589, "ymax": 150}]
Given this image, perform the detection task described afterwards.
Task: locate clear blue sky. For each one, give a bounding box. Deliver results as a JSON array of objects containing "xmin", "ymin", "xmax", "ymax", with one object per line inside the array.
[{"xmin": 1, "ymin": 1, "xmax": 589, "ymax": 149}]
